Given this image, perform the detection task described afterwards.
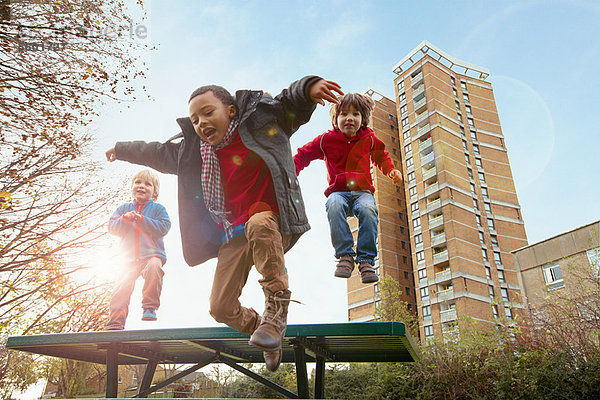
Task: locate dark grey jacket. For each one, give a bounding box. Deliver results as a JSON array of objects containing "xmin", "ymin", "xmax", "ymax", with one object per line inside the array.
[{"xmin": 114, "ymin": 75, "xmax": 321, "ymax": 266}]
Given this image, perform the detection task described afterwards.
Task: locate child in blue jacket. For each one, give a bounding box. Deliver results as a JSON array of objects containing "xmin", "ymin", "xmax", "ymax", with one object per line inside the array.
[{"xmin": 105, "ymin": 169, "xmax": 171, "ymax": 330}]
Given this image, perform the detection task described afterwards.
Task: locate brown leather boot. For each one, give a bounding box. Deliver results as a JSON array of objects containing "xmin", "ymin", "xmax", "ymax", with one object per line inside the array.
[
  {"xmin": 249, "ymin": 289, "xmax": 291, "ymax": 352},
  {"xmin": 263, "ymin": 349, "xmax": 282, "ymax": 372},
  {"xmin": 358, "ymin": 262, "xmax": 379, "ymax": 283}
]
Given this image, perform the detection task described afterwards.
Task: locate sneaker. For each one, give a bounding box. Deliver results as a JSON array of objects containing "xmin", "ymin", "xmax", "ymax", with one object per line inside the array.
[
  {"xmin": 334, "ymin": 255, "xmax": 355, "ymax": 278},
  {"xmin": 358, "ymin": 262, "xmax": 379, "ymax": 284},
  {"xmin": 142, "ymin": 309, "xmax": 157, "ymax": 321}
]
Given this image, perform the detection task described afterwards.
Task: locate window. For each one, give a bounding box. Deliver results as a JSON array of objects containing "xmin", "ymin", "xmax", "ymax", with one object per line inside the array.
[
  {"xmin": 416, "ymin": 250, "xmax": 425, "ymax": 262},
  {"xmin": 505, "ymin": 307, "xmax": 513, "ymax": 320},
  {"xmin": 492, "ymin": 305, "xmax": 499, "ymax": 318},
  {"xmin": 465, "ymin": 154, "xmax": 470, "ymax": 164},
  {"xmin": 397, "ymin": 211, "xmax": 403, "ymax": 219},
  {"xmin": 398, "ymin": 80, "xmax": 405, "ymax": 91},
  {"xmin": 543, "ymin": 262, "xmax": 563, "ymax": 286},
  {"xmin": 461, "ymin": 81, "xmax": 467, "ymax": 90},
  {"xmin": 462, "ymin": 140, "xmax": 468, "ymax": 151},
  {"xmin": 479, "ymin": 231, "xmax": 485, "ymax": 244},
  {"xmin": 409, "ymin": 186, "xmax": 417, "ymax": 197},
  {"xmin": 397, "ymin": 199, "xmax": 402, "ymax": 206},
  {"xmin": 398, "ymin": 92, "xmax": 406, "ymax": 102},
  {"xmin": 405, "ymin": 143, "xmax": 412, "ymax": 154},
  {"xmin": 471, "ymin": 130, "xmax": 477, "ymax": 141},
  {"xmin": 389, "ymin": 113, "xmax": 394, "ymax": 121},
  {"xmin": 411, "ymin": 201, "xmax": 419, "ymax": 213},
  {"xmin": 478, "ymin": 172, "xmax": 486, "ymax": 184},
  {"xmin": 468, "ymin": 118, "xmax": 474, "ymax": 128},
  {"xmin": 475, "ymin": 157, "xmax": 483, "ymax": 168},
  {"xmin": 586, "ymin": 248, "xmax": 600, "ymax": 271},
  {"xmin": 487, "ymin": 218, "xmax": 495, "ymax": 230},
  {"xmin": 489, "ymin": 285, "xmax": 495, "ymax": 298},
  {"xmin": 400, "ymin": 226, "xmax": 405, "ymax": 234},
  {"xmin": 414, "ymin": 233, "xmax": 423, "ymax": 245},
  {"xmin": 490, "ymin": 235, "xmax": 498, "ymax": 246},
  {"xmin": 392, "ymin": 148, "xmax": 397, "ymax": 155},
  {"xmin": 420, "ymin": 286, "xmax": 429, "ymax": 301},
  {"xmin": 408, "ymin": 171, "xmax": 415, "ymax": 184},
  {"xmin": 460, "ymin": 126, "xmax": 465, "ymax": 135},
  {"xmin": 486, "ymin": 266, "xmax": 491, "ymax": 279},
  {"xmin": 473, "ymin": 198, "xmax": 478, "ymax": 209},
  {"xmin": 402, "ymin": 117, "xmax": 409, "ymax": 127},
  {"xmin": 494, "ymin": 252, "xmax": 502, "ymax": 264},
  {"xmin": 482, "ymin": 248, "xmax": 489, "ymax": 261},
  {"xmin": 468, "ymin": 168, "xmax": 473, "ymax": 179},
  {"xmin": 473, "ymin": 144, "xmax": 480, "ymax": 155},
  {"xmin": 465, "ymin": 105, "xmax": 472, "ymax": 115},
  {"xmin": 406, "ymin": 287, "xmax": 411, "ymax": 295},
  {"xmin": 498, "ymin": 270, "xmax": 505, "ymax": 283},
  {"xmin": 404, "ymin": 271, "xmax": 409, "ymax": 279},
  {"xmin": 402, "ymin": 255, "xmax": 407, "ymax": 264},
  {"xmin": 403, "ymin": 129, "xmax": 410, "ymax": 140},
  {"xmin": 476, "ymin": 214, "xmax": 482, "ymax": 227},
  {"xmin": 456, "ymin": 100, "xmax": 461, "ymax": 111},
  {"xmin": 451, "ymin": 76, "xmax": 456, "ymax": 86},
  {"xmin": 391, "ymin": 136, "xmax": 396, "ymax": 144},
  {"xmin": 406, "ymin": 157, "xmax": 414, "ymax": 168},
  {"xmin": 482, "ymin": 187, "xmax": 489, "ymax": 198},
  {"xmin": 484, "ymin": 202, "xmax": 491, "ymax": 212},
  {"xmin": 400, "ymin": 104, "xmax": 408, "ymax": 115},
  {"xmin": 413, "ymin": 217, "xmax": 421, "ymax": 229},
  {"xmin": 418, "ymin": 268, "xmax": 427, "ymax": 280},
  {"xmin": 463, "ymin": 93, "xmax": 470, "ymax": 103},
  {"xmin": 391, "ymin": 125, "xmax": 395, "ymax": 132},
  {"xmin": 470, "ymin": 183, "xmax": 476, "ymax": 193},
  {"xmin": 501, "ymin": 288, "xmax": 509, "ymax": 302},
  {"xmin": 424, "ymin": 325, "xmax": 433, "ymax": 337},
  {"xmin": 453, "ymin": 88, "xmax": 458, "ymax": 97},
  {"xmin": 401, "ymin": 241, "xmax": 406, "ymax": 249},
  {"xmin": 423, "ymin": 305, "xmax": 432, "ymax": 319}
]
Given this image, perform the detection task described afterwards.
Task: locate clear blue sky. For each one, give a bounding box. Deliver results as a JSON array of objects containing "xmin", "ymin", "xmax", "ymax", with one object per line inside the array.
[{"xmin": 93, "ymin": 0, "xmax": 600, "ymax": 330}]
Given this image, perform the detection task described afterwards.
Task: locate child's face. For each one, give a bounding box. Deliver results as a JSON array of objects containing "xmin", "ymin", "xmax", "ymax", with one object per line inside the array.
[
  {"xmin": 336, "ymin": 105, "xmax": 362, "ymax": 138},
  {"xmin": 132, "ymin": 178, "xmax": 155, "ymax": 203},
  {"xmin": 188, "ymin": 91, "xmax": 237, "ymax": 146}
]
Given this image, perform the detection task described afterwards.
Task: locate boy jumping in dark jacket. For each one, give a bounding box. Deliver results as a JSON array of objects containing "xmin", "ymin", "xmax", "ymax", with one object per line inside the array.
[{"xmin": 105, "ymin": 76, "xmax": 342, "ymax": 371}]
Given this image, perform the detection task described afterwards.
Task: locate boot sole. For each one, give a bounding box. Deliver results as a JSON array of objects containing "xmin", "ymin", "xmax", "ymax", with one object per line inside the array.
[
  {"xmin": 248, "ymin": 338, "xmax": 281, "ymax": 351},
  {"xmin": 334, "ymin": 269, "xmax": 352, "ymax": 278},
  {"xmin": 361, "ymin": 274, "xmax": 379, "ymax": 284}
]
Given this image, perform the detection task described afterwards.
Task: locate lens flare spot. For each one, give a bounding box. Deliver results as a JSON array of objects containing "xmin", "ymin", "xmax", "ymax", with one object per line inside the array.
[
  {"xmin": 267, "ymin": 128, "xmax": 277, "ymax": 136},
  {"xmin": 232, "ymin": 155, "xmax": 242, "ymax": 166}
]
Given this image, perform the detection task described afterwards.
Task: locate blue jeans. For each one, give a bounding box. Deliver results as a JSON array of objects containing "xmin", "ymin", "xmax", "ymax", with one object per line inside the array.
[{"xmin": 325, "ymin": 191, "xmax": 378, "ymax": 265}]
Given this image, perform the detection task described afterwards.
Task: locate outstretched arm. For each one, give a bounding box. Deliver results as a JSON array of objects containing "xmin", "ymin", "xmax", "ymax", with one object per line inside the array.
[
  {"xmin": 106, "ymin": 139, "xmax": 181, "ymax": 175},
  {"xmin": 308, "ymin": 79, "xmax": 343, "ymax": 106},
  {"xmin": 293, "ymin": 134, "xmax": 325, "ymax": 175}
]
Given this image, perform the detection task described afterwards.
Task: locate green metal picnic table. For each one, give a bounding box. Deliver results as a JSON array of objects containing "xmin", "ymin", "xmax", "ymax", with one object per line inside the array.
[{"xmin": 6, "ymin": 321, "xmax": 418, "ymax": 399}]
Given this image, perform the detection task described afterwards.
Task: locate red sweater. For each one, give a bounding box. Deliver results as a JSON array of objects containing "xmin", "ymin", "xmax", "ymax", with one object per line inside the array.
[
  {"xmin": 216, "ymin": 134, "xmax": 279, "ymax": 226},
  {"xmin": 294, "ymin": 127, "xmax": 395, "ymax": 197}
]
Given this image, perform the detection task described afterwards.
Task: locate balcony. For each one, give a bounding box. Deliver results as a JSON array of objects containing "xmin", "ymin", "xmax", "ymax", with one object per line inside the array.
[
  {"xmin": 414, "ymin": 97, "xmax": 427, "ymax": 114},
  {"xmin": 433, "ymin": 249, "xmax": 449, "ymax": 265},
  {"xmin": 419, "ymin": 137, "xmax": 433, "ymax": 152},
  {"xmin": 435, "ymin": 268, "xmax": 451, "ymax": 282},
  {"xmin": 431, "ymin": 231, "xmax": 447, "ymax": 247},
  {"xmin": 426, "ymin": 198, "xmax": 441, "ymax": 212},
  {"xmin": 413, "ymin": 85, "xmax": 425, "ymax": 99},
  {"xmin": 437, "ymin": 287, "xmax": 454, "ymax": 300},
  {"xmin": 424, "ymin": 182, "xmax": 440, "ymax": 197},
  {"xmin": 416, "ymin": 123, "xmax": 431, "ymax": 138},
  {"xmin": 422, "ymin": 166, "xmax": 437, "ymax": 181},
  {"xmin": 411, "ymin": 71, "xmax": 423, "ymax": 87},
  {"xmin": 440, "ymin": 308, "xmax": 457, "ymax": 323},
  {"xmin": 429, "ymin": 214, "xmax": 443, "ymax": 229},
  {"xmin": 421, "ymin": 151, "xmax": 435, "ymax": 166},
  {"xmin": 416, "ymin": 112, "xmax": 430, "ymax": 128}
]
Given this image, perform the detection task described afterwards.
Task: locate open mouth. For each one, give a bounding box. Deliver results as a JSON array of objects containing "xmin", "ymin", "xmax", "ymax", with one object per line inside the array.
[{"xmin": 203, "ymin": 128, "xmax": 217, "ymax": 141}]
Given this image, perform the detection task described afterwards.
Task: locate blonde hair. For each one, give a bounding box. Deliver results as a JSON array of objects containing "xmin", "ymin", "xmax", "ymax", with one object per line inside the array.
[
  {"xmin": 329, "ymin": 93, "xmax": 375, "ymax": 129},
  {"xmin": 131, "ymin": 169, "xmax": 160, "ymax": 200}
]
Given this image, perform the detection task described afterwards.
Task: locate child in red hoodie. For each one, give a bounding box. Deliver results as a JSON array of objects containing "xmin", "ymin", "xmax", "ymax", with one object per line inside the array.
[{"xmin": 294, "ymin": 93, "xmax": 402, "ymax": 283}]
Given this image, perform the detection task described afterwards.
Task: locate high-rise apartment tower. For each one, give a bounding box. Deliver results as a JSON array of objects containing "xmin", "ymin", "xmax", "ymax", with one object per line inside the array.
[{"xmin": 350, "ymin": 41, "xmax": 528, "ymax": 342}]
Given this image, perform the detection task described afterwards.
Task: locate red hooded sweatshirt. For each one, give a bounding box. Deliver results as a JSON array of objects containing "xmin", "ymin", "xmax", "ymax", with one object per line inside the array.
[{"xmin": 294, "ymin": 126, "xmax": 396, "ymax": 197}]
